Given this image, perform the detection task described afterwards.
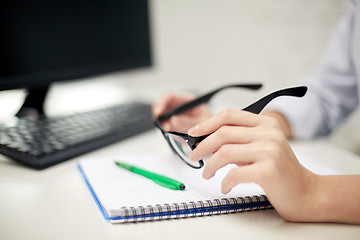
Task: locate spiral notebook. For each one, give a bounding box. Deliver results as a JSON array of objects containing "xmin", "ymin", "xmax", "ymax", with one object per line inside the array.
[{"xmin": 78, "ymin": 154, "xmax": 335, "ymax": 223}]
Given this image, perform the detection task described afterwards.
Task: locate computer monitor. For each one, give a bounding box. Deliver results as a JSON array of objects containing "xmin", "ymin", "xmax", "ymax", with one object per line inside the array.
[{"xmin": 0, "ymin": 0, "xmax": 152, "ymax": 118}]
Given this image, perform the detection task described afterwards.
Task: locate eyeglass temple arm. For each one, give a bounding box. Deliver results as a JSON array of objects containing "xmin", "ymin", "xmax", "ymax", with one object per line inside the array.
[
  {"xmin": 242, "ymin": 86, "xmax": 307, "ymax": 114},
  {"xmin": 157, "ymin": 83, "xmax": 262, "ymax": 122}
]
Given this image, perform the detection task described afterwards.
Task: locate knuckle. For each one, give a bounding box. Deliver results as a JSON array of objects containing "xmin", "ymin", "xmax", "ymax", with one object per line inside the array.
[
  {"xmin": 220, "ymin": 108, "xmax": 236, "ymax": 119},
  {"xmin": 254, "ymin": 141, "xmax": 282, "ymax": 166},
  {"xmin": 216, "ymin": 125, "xmax": 231, "ymax": 138},
  {"xmin": 260, "ymin": 125, "xmax": 286, "ymax": 145},
  {"xmin": 269, "ymin": 129, "xmax": 286, "ymax": 144},
  {"xmin": 264, "ymin": 142, "xmax": 282, "ymax": 160},
  {"xmin": 217, "ymin": 144, "xmax": 232, "ymax": 159},
  {"xmin": 263, "ymin": 115, "xmax": 282, "ymax": 130}
]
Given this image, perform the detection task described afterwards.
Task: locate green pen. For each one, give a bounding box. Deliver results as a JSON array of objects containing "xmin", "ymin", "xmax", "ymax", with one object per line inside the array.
[{"xmin": 115, "ymin": 161, "xmax": 185, "ymax": 190}]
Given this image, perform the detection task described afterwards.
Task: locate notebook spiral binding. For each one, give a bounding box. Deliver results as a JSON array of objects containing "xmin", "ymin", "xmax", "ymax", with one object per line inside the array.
[{"xmin": 114, "ymin": 195, "xmax": 272, "ymax": 223}]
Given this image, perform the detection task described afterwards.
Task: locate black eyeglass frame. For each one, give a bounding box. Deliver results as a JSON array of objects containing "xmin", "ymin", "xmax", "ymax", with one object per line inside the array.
[{"xmin": 154, "ymin": 84, "xmax": 307, "ymax": 169}]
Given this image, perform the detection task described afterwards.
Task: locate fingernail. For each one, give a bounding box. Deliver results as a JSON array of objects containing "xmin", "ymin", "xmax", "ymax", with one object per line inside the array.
[
  {"xmin": 153, "ymin": 106, "xmax": 161, "ymax": 116},
  {"xmin": 202, "ymin": 171, "xmax": 209, "ymax": 179},
  {"xmin": 221, "ymin": 187, "xmax": 230, "ymax": 194},
  {"xmin": 202, "ymin": 171, "xmax": 213, "ymax": 180},
  {"xmin": 189, "ymin": 151, "xmax": 197, "ymax": 161},
  {"xmin": 188, "ymin": 124, "xmax": 199, "ymax": 136}
]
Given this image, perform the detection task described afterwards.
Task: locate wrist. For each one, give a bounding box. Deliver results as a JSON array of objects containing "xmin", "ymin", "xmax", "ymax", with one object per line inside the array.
[
  {"xmin": 303, "ymin": 173, "xmax": 330, "ymax": 222},
  {"xmin": 310, "ymin": 175, "xmax": 360, "ymax": 224},
  {"xmin": 294, "ymin": 170, "xmax": 325, "ymax": 222}
]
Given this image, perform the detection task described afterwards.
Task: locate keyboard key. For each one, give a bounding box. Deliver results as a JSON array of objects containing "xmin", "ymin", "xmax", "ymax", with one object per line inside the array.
[{"xmin": 0, "ymin": 102, "xmax": 154, "ymax": 169}]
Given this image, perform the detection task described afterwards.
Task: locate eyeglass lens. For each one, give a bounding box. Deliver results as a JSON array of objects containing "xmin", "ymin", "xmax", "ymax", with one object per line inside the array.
[{"xmin": 166, "ymin": 133, "xmax": 202, "ymax": 168}]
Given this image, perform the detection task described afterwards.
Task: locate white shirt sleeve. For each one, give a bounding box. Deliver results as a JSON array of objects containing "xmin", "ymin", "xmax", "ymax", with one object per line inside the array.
[{"xmin": 268, "ymin": 0, "xmax": 359, "ymax": 139}]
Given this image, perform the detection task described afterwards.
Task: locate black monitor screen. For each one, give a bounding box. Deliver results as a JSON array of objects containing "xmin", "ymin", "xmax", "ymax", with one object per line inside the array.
[{"xmin": 0, "ymin": 0, "xmax": 152, "ymax": 91}]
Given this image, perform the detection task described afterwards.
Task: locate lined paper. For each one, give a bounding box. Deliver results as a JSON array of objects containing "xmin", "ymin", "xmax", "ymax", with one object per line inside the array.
[{"xmin": 79, "ymin": 152, "xmax": 336, "ymax": 221}]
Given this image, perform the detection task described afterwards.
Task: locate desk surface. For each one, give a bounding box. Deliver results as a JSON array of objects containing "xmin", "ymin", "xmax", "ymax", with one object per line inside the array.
[{"xmin": 1, "ymin": 129, "xmax": 360, "ymax": 240}]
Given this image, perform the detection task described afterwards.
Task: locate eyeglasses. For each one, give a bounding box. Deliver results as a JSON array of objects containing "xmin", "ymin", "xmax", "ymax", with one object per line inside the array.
[{"xmin": 154, "ymin": 84, "xmax": 307, "ymax": 168}]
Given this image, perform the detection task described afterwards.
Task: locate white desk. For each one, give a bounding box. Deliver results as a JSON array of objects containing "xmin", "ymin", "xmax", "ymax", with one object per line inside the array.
[{"xmin": 1, "ymin": 128, "xmax": 360, "ymax": 240}]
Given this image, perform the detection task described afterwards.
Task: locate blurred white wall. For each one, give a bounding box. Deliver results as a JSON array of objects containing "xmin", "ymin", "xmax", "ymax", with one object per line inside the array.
[{"xmin": 146, "ymin": 0, "xmax": 347, "ymax": 92}]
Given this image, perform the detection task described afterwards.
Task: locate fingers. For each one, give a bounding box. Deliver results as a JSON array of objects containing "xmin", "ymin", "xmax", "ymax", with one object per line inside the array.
[
  {"xmin": 189, "ymin": 125, "xmax": 258, "ymax": 161},
  {"xmin": 221, "ymin": 165, "xmax": 260, "ymax": 194},
  {"xmin": 198, "ymin": 127, "xmax": 286, "ymax": 182},
  {"xmin": 187, "ymin": 108, "xmax": 290, "ymax": 195},
  {"xmin": 188, "ymin": 108, "xmax": 261, "ymax": 137},
  {"xmin": 166, "ymin": 115, "xmax": 202, "ymax": 132},
  {"xmin": 153, "ymin": 92, "xmax": 213, "ymax": 132},
  {"xmin": 202, "ymin": 143, "xmax": 260, "ymax": 180},
  {"xmin": 152, "ymin": 92, "xmax": 195, "ymax": 118},
  {"xmin": 189, "ymin": 109, "xmax": 283, "ymax": 162}
]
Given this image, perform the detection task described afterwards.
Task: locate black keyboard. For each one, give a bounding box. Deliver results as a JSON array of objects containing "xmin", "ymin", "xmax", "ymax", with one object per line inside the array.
[{"xmin": 0, "ymin": 102, "xmax": 154, "ymax": 169}]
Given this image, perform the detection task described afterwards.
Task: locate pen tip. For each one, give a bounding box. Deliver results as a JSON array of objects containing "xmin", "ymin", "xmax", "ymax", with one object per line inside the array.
[{"xmin": 180, "ymin": 184, "xmax": 185, "ymax": 190}]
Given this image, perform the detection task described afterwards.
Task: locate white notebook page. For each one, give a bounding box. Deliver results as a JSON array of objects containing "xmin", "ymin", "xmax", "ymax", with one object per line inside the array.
[{"xmin": 79, "ymin": 152, "xmax": 336, "ymax": 218}]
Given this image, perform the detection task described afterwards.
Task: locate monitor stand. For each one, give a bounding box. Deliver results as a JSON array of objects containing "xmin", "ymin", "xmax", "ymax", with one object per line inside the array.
[{"xmin": 15, "ymin": 85, "xmax": 49, "ymax": 119}]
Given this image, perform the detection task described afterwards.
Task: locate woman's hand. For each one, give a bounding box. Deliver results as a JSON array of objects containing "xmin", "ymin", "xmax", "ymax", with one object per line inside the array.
[
  {"xmin": 152, "ymin": 92, "xmax": 212, "ymax": 132},
  {"xmin": 187, "ymin": 108, "xmax": 320, "ymax": 222}
]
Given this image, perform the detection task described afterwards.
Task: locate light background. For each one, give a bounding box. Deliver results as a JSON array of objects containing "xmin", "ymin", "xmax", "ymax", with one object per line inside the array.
[
  {"xmin": 148, "ymin": 0, "xmax": 346, "ymax": 91},
  {"xmin": 1, "ymin": 0, "xmax": 353, "ymax": 147}
]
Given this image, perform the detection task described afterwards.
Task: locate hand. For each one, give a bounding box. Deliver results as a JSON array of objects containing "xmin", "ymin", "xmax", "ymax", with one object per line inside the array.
[
  {"xmin": 262, "ymin": 110, "xmax": 292, "ymax": 139},
  {"xmin": 152, "ymin": 92, "xmax": 212, "ymax": 132},
  {"xmin": 187, "ymin": 108, "xmax": 320, "ymax": 222}
]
